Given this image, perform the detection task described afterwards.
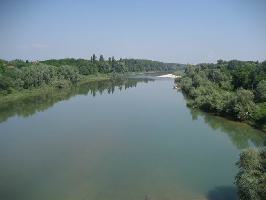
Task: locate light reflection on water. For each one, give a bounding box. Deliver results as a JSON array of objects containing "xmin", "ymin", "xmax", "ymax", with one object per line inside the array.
[{"xmin": 0, "ymin": 77, "xmax": 265, "ymax": 200}]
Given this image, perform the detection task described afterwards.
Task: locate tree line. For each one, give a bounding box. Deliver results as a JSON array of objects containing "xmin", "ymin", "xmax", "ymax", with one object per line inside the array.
[
  {"xmin": 0, "ymin": 78, "xmax": 153, "ymax": 123},
  {"xmin": 0, "ymin": 55, "xmax": 183, "ymax": 95},
  {"xmin": 176, "ymin": 60, "xmax": 266, "ymax": 132}
]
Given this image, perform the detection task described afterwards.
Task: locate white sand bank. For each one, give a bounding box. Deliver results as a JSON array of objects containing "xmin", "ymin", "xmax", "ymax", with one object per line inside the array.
[{"xmin": 157, "ymin": 74, "xmax": 181, "ymax": 78}]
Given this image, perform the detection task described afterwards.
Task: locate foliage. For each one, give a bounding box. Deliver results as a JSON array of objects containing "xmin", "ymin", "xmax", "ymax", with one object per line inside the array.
[
  {"xmin": 0, "ymin": 76, "xmax": 13, "ymax": 94},
  {"xmin": 228, "ymin": 89, "xmax": 256, "ymax": 121},
  {"xmin": 57, "ymin": 65, "xmax": 79, "ymax": 83},
  {"xmin": 21, "ymin": 64, "xmax": 55, "ymax": 88},
  {"xmin": 0, "ymin": 78, "xmax": 154, "ymax": 123},
  {"xmin": 253, "ymin": 103, "xmax": 266, "ymax": 132},
  {"xmin": 235, "ymin": 148, "xmax": 266, "ymax": 200},
  {"xmin": 256, "ymin": 80, "xmax": 266, "ymax": 102},
  {"xmin": 0, "ymin": 55, "xmax": 184, "ymax": 96},
  {"xmin": 177, "ymin": 60, "xmax": 266, "ymax": 131},
  {"xmin": 41, "ymin": 57, "xmax": 183, "ymax": 74},
  {"xmin": 51, "ymin": 79, "xmax": 71, "ymax": 89}
]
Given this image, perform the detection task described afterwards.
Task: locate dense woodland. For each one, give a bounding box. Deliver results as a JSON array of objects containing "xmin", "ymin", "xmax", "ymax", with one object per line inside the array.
[
  {"xmin": 176, "ymin": 60, "xmax": 266, "ymax": 132},
  {"xmin": 0, "ymin": 55, "xmax": 183, "ymax": 96}
]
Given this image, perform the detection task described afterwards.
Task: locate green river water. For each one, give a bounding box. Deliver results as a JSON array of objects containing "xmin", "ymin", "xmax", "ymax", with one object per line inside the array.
[{"xmin": 0, "ymin": 76, "xmax": 265, "ymax": 200}]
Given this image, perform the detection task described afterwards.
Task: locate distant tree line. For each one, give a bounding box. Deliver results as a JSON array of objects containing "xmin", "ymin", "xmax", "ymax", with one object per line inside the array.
[
  {"xmin": 41, "ymin": 55, "xmax": 183, "ymax": 74},
  {"xmin": 176, "ymin": 60, "xmax": 266, "ymax": 131},
  {"xmin": 0, "ymin": 55, "xmax": 183, "ymax": 95}
]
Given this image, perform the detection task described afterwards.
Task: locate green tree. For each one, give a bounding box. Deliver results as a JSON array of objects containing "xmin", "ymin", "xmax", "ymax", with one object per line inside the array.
[
  {"xmin": 235, "ymin": 148, "xmax": 266, "ymax": 200},
  {"xmin": 58, "ymin": 65, "xmax": 79, "ymax": 83},
  {"xmin": 0, "ymin": 76, "xmax": 14, "ymax": 94},
  {"xmin": 256, "ymin": 80, "xmax": 266, "ymax": 102},
  {"xmin": 21, "ymin": 65, "xmax": 46, "ymax": 88},
  {"xmin": 229, "ymin": 89, "xmax": 256, "ymax": 121},
  {"xmin": 91, "ymin": 54, "xmax": 97, "ymax": 62},
  {"xmin": 99, "ymin": 55, "xmax": 104, "ymax": 62},
  {"xmin": 180, "ymin": 77, "xmax": 193, "ymax": 94},
  {"xmin": 98, "ymin": 62, "xmax": 111, "ymax": 73}
]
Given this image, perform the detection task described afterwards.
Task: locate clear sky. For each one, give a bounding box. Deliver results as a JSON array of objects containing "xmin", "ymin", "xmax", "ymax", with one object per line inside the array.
[{"xmin": 0, "ymin": 0, "xmax": 265, "ymax": 63}]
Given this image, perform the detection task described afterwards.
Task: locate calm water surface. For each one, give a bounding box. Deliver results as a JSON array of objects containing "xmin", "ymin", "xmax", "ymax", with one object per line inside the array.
[{"xmin": 0, "ymin": 77, "xmax": 265, "ymax": 200}]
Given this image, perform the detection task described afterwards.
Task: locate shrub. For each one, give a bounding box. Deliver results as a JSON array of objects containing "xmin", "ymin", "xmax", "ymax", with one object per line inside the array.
[
  {"xmin": 256, "ymin": 80, "xmax": 266, "ymax": 102},
  {"xmin": 51, "ymin": 79, "xmax": 71, "ymax": 89},
  {"xmin": 228, "ymin": 89, "xmax": 256, "ymax": 121},
  {"xmin": 235, "ymin": 148, "xmax": 266, "ymax": 200}
]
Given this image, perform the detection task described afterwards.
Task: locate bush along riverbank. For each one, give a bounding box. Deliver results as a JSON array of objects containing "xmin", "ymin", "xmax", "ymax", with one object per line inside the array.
[
  {"xmin": 235, "ymin": 147, "xmax": 266, "ymax": 200},
  {"xmin": 0, "ymin": 73, "xmax": 110, "ymax": 104},
  {"xmin": 0, "ymin": 56, "xmax": 184, "ymax": 103},
  {"xmin": 175, "ymin": 60, "xmax": 266, "ymax": 132}
]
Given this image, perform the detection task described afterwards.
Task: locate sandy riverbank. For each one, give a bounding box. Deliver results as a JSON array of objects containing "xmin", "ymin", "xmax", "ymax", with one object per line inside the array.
[{"xmin": 157, "ymin": 74, "xmax": 181, "ymax": 78}]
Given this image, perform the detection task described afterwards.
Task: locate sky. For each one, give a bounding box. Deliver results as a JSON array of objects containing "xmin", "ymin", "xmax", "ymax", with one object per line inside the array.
[{"xmin": 0, "ymin": 0, "xmax": 265, "ymax": 64}]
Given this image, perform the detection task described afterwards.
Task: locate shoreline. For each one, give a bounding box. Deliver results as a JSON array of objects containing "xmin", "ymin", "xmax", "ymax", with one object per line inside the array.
[
  {"xmin": 180, "ymin": 94, "xmax": 266, "ymax": 133},
  {"xmin": 157, "ymin": 73, "xmax": 181, "ymax": 78},
  {"xmin": 0, "ymin": 74, "xmax": 110, "ymax": 104},
  {"xmin": 0, "ymin": 71, "xmax": 171, "ymax": 104}
]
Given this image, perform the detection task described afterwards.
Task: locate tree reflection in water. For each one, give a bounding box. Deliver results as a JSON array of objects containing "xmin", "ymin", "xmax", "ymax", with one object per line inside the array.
[
  {"xmin": 189, "ymin": 108, "xmax": 266, "ymax": 150},
  {"xmin": 0, "ymin": 78, "xmax": 154, "ymax": 123}
]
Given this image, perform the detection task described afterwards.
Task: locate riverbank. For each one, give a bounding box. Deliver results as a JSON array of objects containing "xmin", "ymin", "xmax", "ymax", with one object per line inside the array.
[
  {"xmin": 0, "ymin": 71, "xmax": 170, "ymax": 104},
  {"xmin": 176, "ymin": 61, "xmax": 266, "ymax": 133},
  {"xmin": 178, "ymin": 91, "xmax": 266, "ymax": 133},
  {"xmin": 1, "ymin": 77, "xmax": 264, "ymax": 200},
  {"xmin": 157, "ymin": 73, "xmax": 181, "ymax": 78},
  {"xmin": 0, "ymin": 74, "xmax": 110, "ymax": 104}
]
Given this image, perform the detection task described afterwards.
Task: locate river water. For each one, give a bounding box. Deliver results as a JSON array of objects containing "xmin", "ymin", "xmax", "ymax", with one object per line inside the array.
[{"xmin": 0, "ymin": 76, "xmax": 265, "ymax": 200}]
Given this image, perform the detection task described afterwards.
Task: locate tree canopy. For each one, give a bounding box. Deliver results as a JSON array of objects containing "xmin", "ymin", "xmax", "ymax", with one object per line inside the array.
[
  {"xmin": 0, "ymin": 55, "xmax": 184, "ymax": 96},
  {"xmin": 235, "ymin": 148, "xmax": 266, "ymax": 200},
  {"xmin": 176, "ymin": 60, "xmax": 266, "ymax": 131}
]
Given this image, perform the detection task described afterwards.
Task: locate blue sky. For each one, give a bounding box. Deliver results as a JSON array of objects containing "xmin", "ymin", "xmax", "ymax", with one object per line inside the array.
[{"xmin": 0, "ymin": 0, "xmax": 265, "ymax": 63}]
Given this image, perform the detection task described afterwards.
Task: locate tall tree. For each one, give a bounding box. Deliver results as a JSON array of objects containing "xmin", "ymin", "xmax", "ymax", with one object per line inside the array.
[
  {"xmin": 91, "ymin": 54, "xmax": 97, "ymax": 62},
  {"xmin": 99, "ymin": 55, "xmax": 104, "ymax": 62}
]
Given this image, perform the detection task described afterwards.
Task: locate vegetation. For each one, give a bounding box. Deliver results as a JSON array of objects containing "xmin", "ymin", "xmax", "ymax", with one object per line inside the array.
[
  {"xmin": 176, "ymin": 60, "xmax": 266, "ymax": 132},
  {"xmin": 235, "ymin": 148, "xmax": 266, "ymax": 200},
  {"xmin": 0, "ymin": 78, "xmax": 153, "ymax": 123},
  {"xmin": 41, "ymin": 57, "xmax": 183, "ymax": 74},
  {"xmin": 0, "ymin": 56, "xmax": 183, "ymax": 100}
]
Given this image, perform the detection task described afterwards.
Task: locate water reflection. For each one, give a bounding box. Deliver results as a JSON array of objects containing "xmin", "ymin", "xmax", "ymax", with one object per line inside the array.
[
  {"xmin": 0, "ymin": 78, "xmax": 153, "ymax": 123},
  {"xmin": 0, "ymin": 78, "xmax": 265, "ymax": 200},
  {"xmin": 189, "ymin": 109, "xmax": 266, "ymax": 149},
  {"xmin": 206, "ymin": 186, "xmax": 237, "ymax": 200}
]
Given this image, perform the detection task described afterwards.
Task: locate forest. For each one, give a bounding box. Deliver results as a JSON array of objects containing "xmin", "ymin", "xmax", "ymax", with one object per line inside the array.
[
  {"xmin": 0, "ymin": 55, "xmax": 183, "ymax": 96},
  {"xmin": 176, "ymin": 60, "xmax": 266, "ymax": 132}
]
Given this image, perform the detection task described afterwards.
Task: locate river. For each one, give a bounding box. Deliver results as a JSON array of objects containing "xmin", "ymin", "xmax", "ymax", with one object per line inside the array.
[{"xmin": 0, "ymin": 76, "xmax": 265, "ymax": 200}]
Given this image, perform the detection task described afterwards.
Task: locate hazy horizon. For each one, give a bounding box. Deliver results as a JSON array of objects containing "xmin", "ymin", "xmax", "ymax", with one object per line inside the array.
[{"xmin": 0, "ymin": 0, "xmax": 266, "ymax": 64}]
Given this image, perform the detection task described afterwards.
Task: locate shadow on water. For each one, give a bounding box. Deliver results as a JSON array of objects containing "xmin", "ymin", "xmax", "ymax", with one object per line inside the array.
[
  {"xmin": 0, "ymin": 77, "xmax": 154, "ymax": 123},
  {"xmin": 188, "ymin": 108, "xmax": 266, "ymax": 150},
  {"xmin": 206, "ymin": 186, "xmax": 238, "ymax": 200}
]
